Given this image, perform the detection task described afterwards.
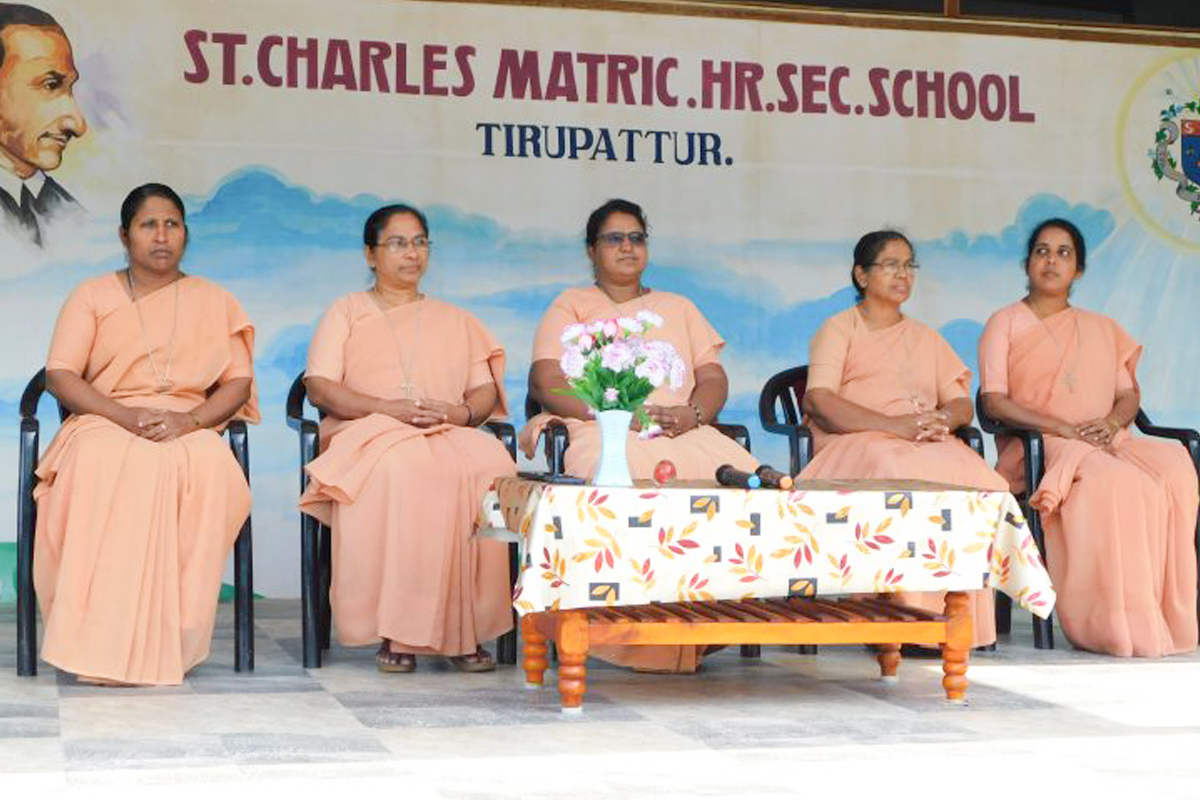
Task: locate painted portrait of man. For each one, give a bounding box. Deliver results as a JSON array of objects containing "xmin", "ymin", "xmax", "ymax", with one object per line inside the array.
[{"xmin": 0, "ymin": 3, "xmax": 87, "ymax": 247}]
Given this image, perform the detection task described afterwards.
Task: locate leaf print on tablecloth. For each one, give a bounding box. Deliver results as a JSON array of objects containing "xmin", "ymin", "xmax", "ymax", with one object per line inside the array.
[
  {"xmin": 771, "ymin": 522, "xmax": 821, "ymax": 568},
  {"xmin": 872, "ymin": 567, "xmax": 905, "ymax": 593},
  {"xmin": 853, "ymin": 518, "xmax": 895, "ymax": 554},
  {"xmin": 572, "ymin": 526, "xmax": 622, "ymax": 573},
  {"xmin": 677, "ymin": 572, "xmax": 714, "ymax": 602},
  {"xmin": 576, "ymin": 488, "xmax": 618, "ymax": 523},
  {"xmin": 827, "ymin": 552, "xmax": 852, "ymax": 587},
  {"xmin": 691, "ymin": 495, "xmax": 719, "ymax": 521},
  {"xmin": 728, "ymin": 543, "xmax": 765, "ymax": 583},
  {"xmin": 629, "ymin": 558, "xmax": 656, "ymax": 590},
  {"xmin": 885, "ymin": 492, "xmax": 912, "ymax": 516},
  {"xmin": 538, "ymin": 547, "xmax": 570, "ymax": 588},
  {"xmin": 1015, "ymin": 585, "xmax": 1049, "ymax": 612},
  {"xmin": 657, "ymin": 522, "xmax": 701, "ymax": 558},
  {"xmin": 921, "ymin": 537, "xmax": 958, "ymax": 578}
]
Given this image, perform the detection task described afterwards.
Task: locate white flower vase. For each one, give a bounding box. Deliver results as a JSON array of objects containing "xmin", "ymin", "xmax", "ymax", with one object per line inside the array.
[{"xmin": 593, "ymin": 409, "xmax": 633, "ymax": 487}]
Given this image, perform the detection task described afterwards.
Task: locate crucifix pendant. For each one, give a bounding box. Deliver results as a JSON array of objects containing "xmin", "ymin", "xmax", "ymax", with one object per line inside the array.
[{"xmin": 401, "ymin": 379, "xmax": 416, "ymax": 399}]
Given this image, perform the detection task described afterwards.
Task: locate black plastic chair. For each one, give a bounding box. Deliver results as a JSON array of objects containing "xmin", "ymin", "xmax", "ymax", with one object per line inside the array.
[
  {"xmin": 978, "ymin": 391, "xmax": 1200, "ymax": 649},
  {"xmin": 758, "ymin": 366, "xmax": 815, "ymax": 476},
  {"xmin": 287, "ymin": 372, "xmax": 521, "ymax": 668},
  {"xmin": 524, "ymin": 395, "xmax": 753, "ymax": 474},
  {"xmin": 760, "ymin": 366, "xmax": 986, "ymax": 476},
  {"xmin": 16, "ymin": 367, "xmax": 255, "ymax": 676}
]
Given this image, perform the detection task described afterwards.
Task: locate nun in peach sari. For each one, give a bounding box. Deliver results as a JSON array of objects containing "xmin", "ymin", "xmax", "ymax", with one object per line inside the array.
[
  {"xmin": 35, "ymin": 184, "xmax": 258, "ymax": 685},
  {"xmin": 979, "ymin": 218, "xmax": 1197, "ymax": 657},
  {"xmin": 299, "ymin": 204, "xmax": 514, "ymax": 674},
  {"xmin": 799, "ymin": 230, "xmax": 1008, "ymax": 648},
  {"xmin": 521, "ymin": 199, "xmax": 756, "ymax": 673}
]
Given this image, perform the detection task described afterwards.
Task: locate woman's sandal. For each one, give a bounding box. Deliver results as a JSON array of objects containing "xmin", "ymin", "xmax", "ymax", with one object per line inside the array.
[
  {"xmin": 376, "ymin": 642, "xmax": 416, "ymax": 673},
  {"xmin": 448, "ymin": 647, "xmax": 496, "ymax": 673}
]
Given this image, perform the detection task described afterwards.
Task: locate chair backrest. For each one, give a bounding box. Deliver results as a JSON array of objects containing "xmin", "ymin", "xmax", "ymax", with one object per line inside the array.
[{"xmin": 758, "ymin": 366, "xmax": 808, "ymax": 428}]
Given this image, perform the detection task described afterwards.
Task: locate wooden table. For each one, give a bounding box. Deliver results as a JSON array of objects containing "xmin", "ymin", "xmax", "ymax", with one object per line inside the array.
[{"xmin": 479, "ymin": 477, "xmax": 1055, "ymax": 713}]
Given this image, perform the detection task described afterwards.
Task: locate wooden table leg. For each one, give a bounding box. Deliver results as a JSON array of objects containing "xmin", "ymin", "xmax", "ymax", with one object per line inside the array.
[
  {"xmin": 522, "ymin": 613, "xmax": 549, "ymax": 690},
  {"xmin": 942, "ymin": 591, "xmax": 972, "ymax": 705},
  {"xmin": 876, "ymin": 643, "xmax": 901, "ymax": 683},
  {"xmin": 556, "ymin": 611, "xmax": 589, "ymax": 715}
]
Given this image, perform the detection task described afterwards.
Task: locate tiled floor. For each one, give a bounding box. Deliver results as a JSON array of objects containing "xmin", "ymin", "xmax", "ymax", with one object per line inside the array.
[{"xmin": 2, "ymin": 600, "xmax": 1199, "ymax": 797}]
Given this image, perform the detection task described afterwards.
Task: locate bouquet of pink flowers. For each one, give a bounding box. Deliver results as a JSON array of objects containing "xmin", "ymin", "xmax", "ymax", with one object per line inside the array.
[{"xmin": 557, "ymin": 310, "xmax": 686, "ymax": 433}]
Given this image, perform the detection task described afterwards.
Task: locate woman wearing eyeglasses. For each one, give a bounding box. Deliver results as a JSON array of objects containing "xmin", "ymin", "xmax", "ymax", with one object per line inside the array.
[
  {"xmin": 299, "ymin": 204, "xmax": 515, "ymax": 674},
  {"xmin": 522, "ymin": 198, "xmax": 756, "ymax": 673},
  {"xmin": 978, "ymin": 218, "xmax": 1196, "ymax": 657},
  {"xmin": 799, "ymin": 230, "xmax": 1008, "ymax": 648}
]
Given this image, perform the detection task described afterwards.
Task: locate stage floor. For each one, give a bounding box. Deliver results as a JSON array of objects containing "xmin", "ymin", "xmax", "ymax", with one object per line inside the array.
[{"xmin": 2, "ymin": 600, "xmax": 1199, "ymax": 798}]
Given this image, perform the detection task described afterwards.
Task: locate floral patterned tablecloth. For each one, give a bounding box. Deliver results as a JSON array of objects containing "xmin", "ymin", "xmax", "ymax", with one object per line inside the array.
[{"xmin": 479, "ymin": 477, "xmax": 1056, "ymax": 618}]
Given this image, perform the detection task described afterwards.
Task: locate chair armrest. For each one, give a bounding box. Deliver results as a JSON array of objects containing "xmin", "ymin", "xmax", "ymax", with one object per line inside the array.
[
  {"xmin": 225, "ymin": 420, "xmax": 251, "ymax": 480},
  {"xmin": 761, "ymin": 420, "xmax": 813, "ymax": 476},
  {"xmin": 542, "ymin": 420, "xmax": 569, "ymax": 476},
  {"xmin": 713, "ymin": 422, "xmax": 751, "ymax": 453},
  {"xmin": 483, "ymin": 421, "xmax": 518, "ymax": 461},
  {"xmin": 985, "ymin": 421, "xmax": 1044, "ymax": 492},
  {"xmin": 954, "ymin": 425, "xmax": 985, "ymax": 459},
  {"xmin": 1135, "ymin": 410, "xmax": 1200, "ymax": 470},
  {"xmin": 20, "ymin": 369, "xmax": 46, "ymax": 420}
]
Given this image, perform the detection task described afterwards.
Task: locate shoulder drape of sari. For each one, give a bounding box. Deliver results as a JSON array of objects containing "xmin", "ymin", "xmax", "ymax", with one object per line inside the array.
[
  {"xmin": 298, "ymin": 293, "xmax": 514, "ymax": 656},
  {"xmin": 33, "ymin": 273, "xmax": 257, "ymax": 685}
]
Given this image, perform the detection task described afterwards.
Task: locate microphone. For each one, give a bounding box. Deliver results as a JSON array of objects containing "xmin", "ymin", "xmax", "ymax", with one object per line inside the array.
[
  {"xmin": 755, "ymin": 465, "xmax": 794, "ymax": 490},
  {"xmin": 715, "ymin": 464, "xmax": 761, "ymax": 489}
]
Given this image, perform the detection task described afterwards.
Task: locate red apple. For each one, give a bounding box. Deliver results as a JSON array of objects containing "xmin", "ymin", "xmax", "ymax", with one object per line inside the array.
[{"xmin": 653, "ymin": 459, "xmax": 677, "ymax": 486}]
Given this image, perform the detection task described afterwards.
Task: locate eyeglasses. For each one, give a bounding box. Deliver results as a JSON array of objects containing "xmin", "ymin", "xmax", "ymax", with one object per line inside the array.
[
  {"xmin": 1031, "ymin": 244, "xmax": 1074, "ymax": 260},
  {"xmin": 376, "ymin": 236, "xmax": 431, "ymax": 253},
  {"xmin": 596, "ymin": 232, "xmax": 649, "ymax": 247},
  {"xmin": 868, "ymin": 260, "xmax": 920, "ymax": 275}
]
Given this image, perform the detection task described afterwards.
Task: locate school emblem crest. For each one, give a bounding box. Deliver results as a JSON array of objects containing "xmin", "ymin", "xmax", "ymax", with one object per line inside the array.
[{"xmin": 1151, "ymin": 97, "xmax": 1200, "ymax": 218}]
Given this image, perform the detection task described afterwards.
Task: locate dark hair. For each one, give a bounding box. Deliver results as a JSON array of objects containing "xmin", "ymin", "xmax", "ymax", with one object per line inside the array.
[
  {"xmin": 1024, "ymin": 217, "xmax": 1086, "ymax": 274},
  {"xmin": 119, "ymin": 183, "xmax": 186, "ymax": 231},
  {"xmin": 363, "ymin": 203, "xmax": 428, "ymax": 247},
  {"xmin": 850, "ymin": 230, "xmax": 913, "ymax": 299},
  {"xmin": 0, "ymin": 4, "xmax": 62, "ymax": 71},
  {"xmin": 585, "ymin": 198, "xmax": 648, "ymax": 246}
]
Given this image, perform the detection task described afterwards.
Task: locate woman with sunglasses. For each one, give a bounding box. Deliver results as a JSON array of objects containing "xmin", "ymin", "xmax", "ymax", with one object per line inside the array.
[
  {"xmin": 522, "ymin": 198, "xmax": 756, "ymax": 673},
  {"xmin": 299, "ymin": 204, "xmax": 515, "ymax": 674},
  {"xmin": 799, "ymin": 230, "xmax": 1008, "ymax": 648}
]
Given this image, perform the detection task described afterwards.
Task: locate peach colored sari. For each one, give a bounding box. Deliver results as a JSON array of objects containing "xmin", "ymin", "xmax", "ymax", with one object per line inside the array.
[
  {"xmin": 34, "ymin": 273, "xmax": 258, "ymax": 685},
  {"xmin": 299, "ymin": 294, "xmax": 514, "ymax": 657},
  {"xmin": 521, "ymin": 286, "xmax": 757, "ymax": 672},
  {"xmin": 979, "ymin": 301, "xmax": 1197, "ymax": 657},
  {"xmin": 799, "ymin": 306, "xmax": 1007, "ymax": 647}
]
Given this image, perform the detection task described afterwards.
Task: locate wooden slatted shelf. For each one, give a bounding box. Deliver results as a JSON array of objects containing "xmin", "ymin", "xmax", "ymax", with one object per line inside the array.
[{"xmin": 521, "ymin": 593, "xmax": 972, "ymax": 713}]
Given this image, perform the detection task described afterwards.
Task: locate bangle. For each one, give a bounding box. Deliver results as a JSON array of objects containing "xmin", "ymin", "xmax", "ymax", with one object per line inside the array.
[
  {"xmin": 689, "ymin": 402, "xmax": 704, "ymax": 429},
  {"xmin": 189, "ymin": 411, "xmax": 203, "ymax": 428},
  {"xmin": 462, "ymin": 403, "xmax": 475, "ymax": 427}
]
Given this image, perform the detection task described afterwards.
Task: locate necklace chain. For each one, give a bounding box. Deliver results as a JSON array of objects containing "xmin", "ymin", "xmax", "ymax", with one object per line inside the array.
[
  {"xmin": 127, "ymin": 268, "xmax": 180, "ymax": 394},
  {"xmin": 372, "ymin": 289, "xmax": 423, "ymax": 399},
  {"xmin": 1028, "ymin": 300, "xmax": 1080, "ymax": 393},
  {"xmin": 595, "ymin": 281, "xmax": 650, "ymax": 316}
]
